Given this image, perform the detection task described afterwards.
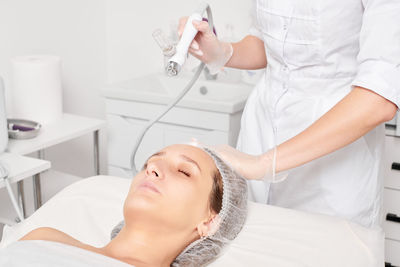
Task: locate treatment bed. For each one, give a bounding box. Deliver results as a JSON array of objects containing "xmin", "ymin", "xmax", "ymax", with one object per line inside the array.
[{"xmin": 0, "ymin": 176, "xmax": 384, "ymax": 266}]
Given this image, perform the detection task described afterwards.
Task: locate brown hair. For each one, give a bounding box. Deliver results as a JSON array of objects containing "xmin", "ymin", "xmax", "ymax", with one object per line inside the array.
[{"xmin": 209, "ymin": 169, "xmax": 223, "ymax": 214}]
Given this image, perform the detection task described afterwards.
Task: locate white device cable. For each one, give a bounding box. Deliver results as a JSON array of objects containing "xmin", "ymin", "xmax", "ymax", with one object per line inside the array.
[
  {"xmin": 130, "ymin": 3, "xmax": 214, "ymax": 175},
  {"xmin": 0, "ymin": 163, "xmax": 24, "ymax": 222},
  {"xmin": 129, "ymin": 64, "xmax": 204, "ymax": 174}
]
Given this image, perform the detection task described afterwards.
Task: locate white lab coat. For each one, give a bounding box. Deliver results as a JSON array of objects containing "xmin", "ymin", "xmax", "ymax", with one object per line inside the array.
[{"xmin": 237, "ymin": 0, "xmax": 400, "ymax": 228}]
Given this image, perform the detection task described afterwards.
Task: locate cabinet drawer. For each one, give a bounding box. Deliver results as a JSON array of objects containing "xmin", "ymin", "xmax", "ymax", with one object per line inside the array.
[
  {"xmin": 383, "ymin": 188, "xmax": 400, "ymax": 241},
  {"xmin": 386, "ymin": 239, "xmax": 400, "ymax": 266},
  {"xmin": 106, "ymin": 98, "xmax": 241, "ymax": 132},
  {"xmin": 107, "ymin": 114, "xmax": 230, "ymax": 170},
  {"xmin": 384, "ymin": 136, "xmax": 400, "ymax": 190}
]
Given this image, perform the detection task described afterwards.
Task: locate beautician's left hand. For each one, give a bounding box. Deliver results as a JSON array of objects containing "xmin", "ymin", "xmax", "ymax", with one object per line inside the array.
[{"xmin": 191, "ymin": 139, "xmax": 288, "ymax": 182}]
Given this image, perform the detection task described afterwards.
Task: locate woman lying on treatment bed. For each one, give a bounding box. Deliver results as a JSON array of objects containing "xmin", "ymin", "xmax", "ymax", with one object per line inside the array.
[{"xmin": 0, "ymin": 144, "xmax": 247, "ymax": 267}]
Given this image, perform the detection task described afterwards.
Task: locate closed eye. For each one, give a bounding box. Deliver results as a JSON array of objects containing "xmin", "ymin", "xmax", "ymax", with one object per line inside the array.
[{"xmin": 179, "ymin": 169, "xmax": 191, "ymax": 177}]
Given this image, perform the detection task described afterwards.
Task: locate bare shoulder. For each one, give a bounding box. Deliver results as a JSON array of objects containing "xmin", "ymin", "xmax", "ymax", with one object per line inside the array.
[{"xmin": 19, "ymin": 227, "xmax": 82, "ymax": 247}]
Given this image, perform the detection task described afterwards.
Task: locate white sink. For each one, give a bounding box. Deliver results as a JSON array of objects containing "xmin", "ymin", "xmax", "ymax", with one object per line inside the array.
[{"xmin": 103, "ymin": 73, "xmax": 253, "ymax": 113}]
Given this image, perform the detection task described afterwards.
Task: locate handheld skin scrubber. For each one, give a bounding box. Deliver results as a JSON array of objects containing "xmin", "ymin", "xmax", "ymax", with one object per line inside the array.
[
  {"xmin": 166, "ymin": 13, "xmax": 203, "ymax": 76},
  {"xmin": 130, "ymin": 3, "xmax": 214, "ymax": 174}
]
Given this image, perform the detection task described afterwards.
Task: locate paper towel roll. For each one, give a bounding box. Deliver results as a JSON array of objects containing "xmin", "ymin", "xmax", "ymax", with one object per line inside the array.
[{"xmin": 11, "ymin": 55, "xmax": 63, "ymax": 125}]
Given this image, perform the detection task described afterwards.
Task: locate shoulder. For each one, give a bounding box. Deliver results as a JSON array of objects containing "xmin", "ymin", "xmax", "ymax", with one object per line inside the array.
[{"xmin": 19, "ymin": 227, "xmax": 82, "ymax": 247}]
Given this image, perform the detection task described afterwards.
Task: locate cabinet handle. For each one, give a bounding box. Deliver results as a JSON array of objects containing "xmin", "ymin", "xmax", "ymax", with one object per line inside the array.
[
  {"xmin": 386, "ymin": 213, "xmax": 400, "ymax": 223},
  {"xmin": 391, "ymin": 162, "xmax": 400, "ymax": 171}
]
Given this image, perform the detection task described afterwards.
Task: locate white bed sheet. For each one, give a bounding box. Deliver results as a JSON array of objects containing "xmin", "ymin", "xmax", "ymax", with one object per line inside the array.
[
  {"xmin": 0, "ymin": 176, "xmax": 384, "ymax": 267},
  {"xmin": 0, "ymin": 240, "xmax": 133, "ymax": 267}
]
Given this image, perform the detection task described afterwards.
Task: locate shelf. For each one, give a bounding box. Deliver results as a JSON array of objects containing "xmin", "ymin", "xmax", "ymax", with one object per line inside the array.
[
  {"xmin": 0, "ymin": 153, "xmax": 50, "ymax": 189},
  {"xmin": 7, "ymin": 113, "xmax": 105, "ymax": 155}
]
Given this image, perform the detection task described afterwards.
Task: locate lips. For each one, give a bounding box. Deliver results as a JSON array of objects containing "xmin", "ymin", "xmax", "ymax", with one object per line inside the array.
[{"xmin": 137, "ymin": 180, "xmax": 161, "ymax": 194}]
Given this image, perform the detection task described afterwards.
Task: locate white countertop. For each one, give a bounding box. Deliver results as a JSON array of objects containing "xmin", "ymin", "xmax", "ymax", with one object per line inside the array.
[{"xmin": 102, "ymin": 73, "xmax": 253, "ymax": 114}]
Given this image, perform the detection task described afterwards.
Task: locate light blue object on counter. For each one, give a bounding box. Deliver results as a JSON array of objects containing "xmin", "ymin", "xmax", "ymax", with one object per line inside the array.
[{"xmin": 0, "ymin": 76, "xmax": 8, "ymax": 153}]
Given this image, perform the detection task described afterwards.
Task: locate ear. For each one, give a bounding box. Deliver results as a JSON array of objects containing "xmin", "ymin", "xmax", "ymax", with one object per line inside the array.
[{"xmin": 196, "ymin": 214, "xmax": 221, "ymax": 238}]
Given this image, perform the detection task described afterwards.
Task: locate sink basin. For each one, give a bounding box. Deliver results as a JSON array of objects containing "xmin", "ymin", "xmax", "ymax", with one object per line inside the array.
[{"xmin": 102, "ymin": 73, "xmax": 254, "ymax": 113}]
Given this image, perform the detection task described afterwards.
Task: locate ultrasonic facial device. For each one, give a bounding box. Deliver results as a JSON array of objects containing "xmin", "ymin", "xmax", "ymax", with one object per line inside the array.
[
  {"xmin": 129, "ymin": 3, "xmax": 214, "ymax": 174},
  {"xmin": 165, "ymin": 12, "xmax": 203, "ymax": 76}
]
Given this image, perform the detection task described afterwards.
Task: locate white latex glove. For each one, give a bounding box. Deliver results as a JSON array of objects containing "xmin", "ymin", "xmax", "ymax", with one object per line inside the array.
[
  {"xmin": 189, "ymin": 139, "xmax": 288, "ymax": 182},
  {"xmin": 178, "ymin": 17, "xmax": 233, "ymax": 75}
]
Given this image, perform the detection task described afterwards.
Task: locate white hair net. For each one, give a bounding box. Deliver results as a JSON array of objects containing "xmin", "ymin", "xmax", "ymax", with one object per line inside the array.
[{"xmin": 111, "ymin": 147, "xmax": 248, "ymax": 266}]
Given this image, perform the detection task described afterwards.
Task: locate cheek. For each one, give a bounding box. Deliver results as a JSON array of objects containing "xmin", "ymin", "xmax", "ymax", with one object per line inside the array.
[
  {"xmin": 130, "ymin": 172, "xmax": 144, "ymax": 188},
  {"xmin": 164, "ymin": 180, "xmax": 211, "ymax": 223},
  {"xmin": 123, "ymin": 174, "xmax": 151, "ymax": 215},
  {"xmin": 127, "ymin": 171, "xmax": 149, "ymax": 196}
]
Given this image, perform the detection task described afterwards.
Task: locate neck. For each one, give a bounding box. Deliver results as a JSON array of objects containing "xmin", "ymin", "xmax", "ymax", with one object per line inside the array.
[{"xmin": 101, "ymin": 225, "xmax": 194, "ymax": 267}]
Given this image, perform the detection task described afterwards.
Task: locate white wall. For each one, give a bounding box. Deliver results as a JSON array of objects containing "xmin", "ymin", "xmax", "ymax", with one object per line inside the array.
[{"xmin": 0, "ymin": 0, "xmax": 252, "ymax": 223}]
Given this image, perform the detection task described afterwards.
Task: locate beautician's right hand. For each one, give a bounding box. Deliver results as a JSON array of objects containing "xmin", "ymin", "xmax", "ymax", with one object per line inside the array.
[{"xmin": 178, "ymin": 17, "xmax": 233, "ymax": 74}]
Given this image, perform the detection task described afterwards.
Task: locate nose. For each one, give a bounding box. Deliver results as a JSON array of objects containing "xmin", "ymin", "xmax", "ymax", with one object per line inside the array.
[{"xmin": 145, "ymin": 163, "xmax": 163, "ymax": 179}]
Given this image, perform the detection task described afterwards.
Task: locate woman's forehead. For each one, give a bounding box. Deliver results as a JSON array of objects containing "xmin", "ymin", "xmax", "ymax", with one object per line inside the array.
[{"xmin": 160, "ymin": 144, "xmax": 216, "ymax": 168}]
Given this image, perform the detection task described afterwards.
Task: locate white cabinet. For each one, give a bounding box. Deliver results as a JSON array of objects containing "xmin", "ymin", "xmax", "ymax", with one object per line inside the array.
[
  {"xmin": 105, "ymin": 98, "xmax": 244, "ymax": 176},
  {"xmin": 383, "ymin": 135, "xmax": 400, "ymax": 266},
  {"xmin": 103, "ymin": 73, "xmax": 252, "ymax": 177},
  {"xmin": 386, "ymin": 239, "xmax": 400, "ymax": 266}
]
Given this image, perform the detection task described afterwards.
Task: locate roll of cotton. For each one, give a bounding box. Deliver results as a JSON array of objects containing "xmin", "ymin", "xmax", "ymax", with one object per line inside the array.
[
  {"xmin": 111, "ymin": 148, "xmax": 248, "ymax": 267},
  {"xmin": 11, "ymin": 55, "xmax": 63, "ymax": 125}
]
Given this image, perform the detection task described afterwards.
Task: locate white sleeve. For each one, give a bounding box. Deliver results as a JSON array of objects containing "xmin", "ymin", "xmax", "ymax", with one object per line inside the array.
[
  {"xmin": 248, "ymin": 0, "xmax": 263, "ymax": 40},
  {"xmin": 351, "ymin": 0, "xmax": 400, "ymax": 107}
]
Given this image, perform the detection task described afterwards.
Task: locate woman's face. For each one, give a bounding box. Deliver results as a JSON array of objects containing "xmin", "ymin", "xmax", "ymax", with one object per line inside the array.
[{"xmin": 123, "ymin": 144, "xmax": 218, "ymax": 238}]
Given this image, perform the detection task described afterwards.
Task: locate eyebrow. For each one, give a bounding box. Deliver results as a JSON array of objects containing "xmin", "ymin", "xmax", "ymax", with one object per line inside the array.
[
  {"xmin": 180, "ymin": 154, "xmax": 202, "ymax": 173},
  {"xmin": 142, "ymin": 151, "xmax": 166, "ymax": 169},
  {"xmin": 146, "ymin": 151, "xmax": 202, "ymax": 173},
  {"xmin": 150, "ymin": 151, "xmax": 166, "ymax": 158}
]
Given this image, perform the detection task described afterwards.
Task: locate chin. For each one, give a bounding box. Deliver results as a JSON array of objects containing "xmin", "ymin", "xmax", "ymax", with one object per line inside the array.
[{"xmin": 124, "ymin": 194, "xmax": 161, "ymax": 217}]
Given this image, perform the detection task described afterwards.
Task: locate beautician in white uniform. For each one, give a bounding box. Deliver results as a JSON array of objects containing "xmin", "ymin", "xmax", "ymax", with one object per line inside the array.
[{"xmin": 179, "ymin": 0, "xmax": 400, "ymax": 228}]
